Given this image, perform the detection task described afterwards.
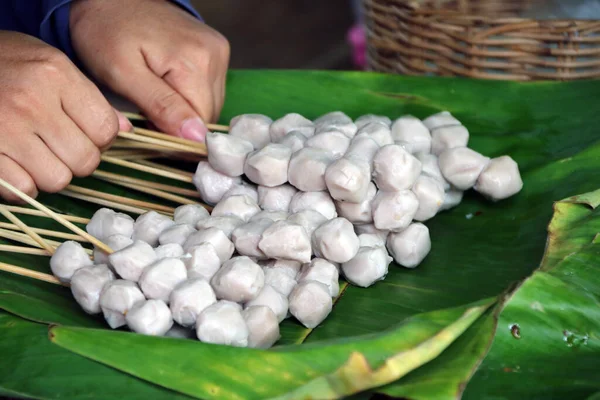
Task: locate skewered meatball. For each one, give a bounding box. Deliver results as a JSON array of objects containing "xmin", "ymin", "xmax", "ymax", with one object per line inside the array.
[
  {"xmin": 355, "ymin": 114, "xmax": 392, "ymax": 129},
  {"xmin": 387, "ymin": 223, "xmax": 431, "ymax": 268},
  {"xmin": 154, "ymin": 243, "xmax": 185, "ymax": 259},
  {"xmin": 195, "ymin": 216, "xmax": 244, "ymax": 239},
  {"xmin": 288, "ymin": 281, "xmax": 332, "ymax": 329},
  {"xmin": 297, "ymin": 258, "xmax": 340, "ymax": 297},
  {"xmin": 438, "ymin": 147, "xmax": 490, "ymax": 190},
  {"xmin": 196, "ymin": 300, "xmax": 249, "ymax": 347},
  {"xmin": 270, "ymin": 113, "xmax": 315, "ymax": 141},
  {"xmin": 99, "ymin": 280, "xmax": 145, "ymax": 329},
  {"xmin": 305, "ymin": 130, "xmax": 351, "ymax": 158},
  {"xmin": 222, "ymin": 183, "xmax": 259, "ymax": 203},
  {"xmin": 312, "ymin": 218, "xmax": 360, "ymax": 263},
  {"xmin": 211, "ymin": 256, "xmax": 265, "ymax": 302},
  {"xmin": 257, "ymin": 184, "xmax": 298, "ymax": 212},
  {"xmin": 342, "ymin": 246, "xmax": 392, "ymax": 288},
  {"xmin": 173, "ymin": 204, "xmax": 209, "ymax": 227},
  {"xmin": 244, "ymin": 144, "xmax": 293, "ymax": 187},
  {"xmin": 169, "ymin": 278, "xmax": 217, "ymax": 327},
  {"xmin": 139, "ymin": 258, "xmax": 188, "ymax": 303},
  {"xmin": 335, "ymin": 182, "xmax": 377, "ymax": 224},
  {"xmin": 245, "ymin": 284, "xmax": 288, "ymax": 322},
  {"xmin": 258, "ymin": 220, "xmax": 312, "ymax": 263},
  {"xmin": 474, "ymin": 156, "xmax": 523, "ymax": 201},
  {"xmin": 70, "ymin": 264, "xmax": 115, "ymax": 314},
  {"xmin": 288, "ymin": 147, "xmax": 336, "ymax": 192},
  {"xmin": 390, "ymin": 116, "xmax": 431, "ymax": 154},
  {"xmin": 354, "ymin": 122, "xmax": 394, "ymax": 147},
  {"xmin": 250, "ymin": 210, "xmax": 289, "ymax": 223},
  {"xmin": 243, "ymin": 306, "xmax": 280, "ymax": 349},
  {"xmin": 229, "ymin": 114, "xmax": 272, "ymax": 149},
  {"xmin": 289, "ymin": 191, "xmax": 337, "ymax": 220},
  {"xmin": 430, "ymin": 125, "xmax": 469, "ymax": 156},
  {"xmin": 50, "ymin": 240, "xmax": 93, "ymax": 283},
  {"xmin": 193, "ymin": 161, "xmax": 241, "ymax": 205},
  {"xmin": 158, "ymin": 224, "xmax": 196, "ymax": 246},
  {"xmin": 422, "ymin": 111, "xmax": 461, "ymax": 131},
  {"xmin": 183, "ymin": 243, "xmax": 222, "ymax": 281},
  {"xmin": 372, "ymin": 190, "xmax": 419, "ymax": 232},
  {"xmin": 93, "ymin": 234, "xmax": 133, "ymax": 267},
  {"xmin": 286, "ymin": 210, "xmax": 328, "ymax": 238},
  {"xmin": 132, "ymin": 211, "xmax": 175, "ymax": 247},
  {"xmin": 325, "ymin": 156, "xmax": 371, "ymax": 203},
  {"xmin": 206, "ymin": 132, "xmax": 254, "ymax": 177},
  {"xmin": 183, "ymin": 227, "xmax": 234, "ymax": 262},
  {"xmin": 412, "ymin": 175, "xmax": 445, "ymax": 221},
  {"xmin": 277, "ymin": 130, "xmax": 307, "ymax": 153},
  {"xmin": 126, "ymin": 299, "xmax": 173, "ymax": 336},
  {"xmin": 373, "ymin": 144, "xmax": 422, "ymax": 191},
  {"xmin": 314, "ymin": 111, "xmax": 357, "ymax": 138},
  {"xmin": 108, "ymin": 240, "xmax": 157, "ymax": 282},
  {"xmin": 231, "ymin": 218, "xmax": 273, "ymax": 258},
  {"xmin": 211, "ymin": 195, "xmax": 261, "ymax": 222},
  {"xmin": 86, "ymin": 208, "xmax": 135, "ymax": 241}
]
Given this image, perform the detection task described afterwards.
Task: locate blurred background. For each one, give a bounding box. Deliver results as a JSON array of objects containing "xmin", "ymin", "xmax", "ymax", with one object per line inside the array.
[{"xmin": 189, "ymin": 0, "xmax": 361, "ymax": 70}]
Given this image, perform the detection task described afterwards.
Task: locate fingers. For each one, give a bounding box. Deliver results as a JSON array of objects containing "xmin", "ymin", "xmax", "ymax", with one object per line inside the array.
[
  {"xmin": 106, "ymin": 60, "xmax": 208, "ymax": 142},
  {"xmin": 0, "ymin": 154, "xmax": 37, "ymax": 202},
  {"xmin": 115, "ymin": 109, "xmax": 134, "ymax": 132}
]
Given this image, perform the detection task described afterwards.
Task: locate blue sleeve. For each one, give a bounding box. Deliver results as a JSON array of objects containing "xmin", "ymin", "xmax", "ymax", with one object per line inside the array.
[{"xmin": 0, "ymin": 0, "xmax": 203, "ymax": 59}]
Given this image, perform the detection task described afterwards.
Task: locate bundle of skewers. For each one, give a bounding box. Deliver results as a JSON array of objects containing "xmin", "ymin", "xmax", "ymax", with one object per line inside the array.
[{"xmin": 0, "ymin": 110, "xmax": 523, "ymax": 349}]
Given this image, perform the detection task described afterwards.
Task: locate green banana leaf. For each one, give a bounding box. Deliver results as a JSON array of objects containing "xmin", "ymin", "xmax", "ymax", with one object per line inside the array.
[{"xmin": 0, "ymin": 70, "xmax": 599, "ymax": 399}]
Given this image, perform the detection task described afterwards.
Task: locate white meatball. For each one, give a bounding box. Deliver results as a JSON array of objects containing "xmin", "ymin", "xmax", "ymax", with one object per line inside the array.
[
  {"xmin": 50, "ymin": 240, "xmax": 93, "ymax": 283},
  {"xmin": 346, "ymin": 135, "xmax": 380, "ymax": 165},
  {"xmin": 342, "ymin": 246, "xmax": 392, "ymax": 288},
  {"xmin": 354, "ymin": 224, "xmax": 389, "ymax": 243},
  {"xmin": 244, "ymin": 144, "xmax": 292, "ymax": 187},
  {"xmin": 415, "ymin": 153, "xmax": 450, "ymax": 190},
  {"xmin": 206, "ymin": 132, "xmax": 254, "ymax": 177},
  {"xmin": 431, "ymin": 125, "xmax": 469, "ymax": 156},
  {"xmin": 229, "ymin": 114, "xmax": 272, "ymax": 149},
  {"xmin": 258, "ymin": 220, "xmax": 312, "ymax": 263},
  {"xmin": 325, "ymin": 156, "xmax": 371, "ymax": 203},
  {"xmin": 93, "ymin": 234, "xmax": 133, "ymax": 267},
  {"xmin": 287, "ymin": 210, "xmax": 328, "ymax": 238},
  {"xmin": 314, "ymin": 111, "xmax": 357, "ymax": 138},
  {"xmin": 193, "ymin": 161, "xmax": 241, "ymax": 205},
  {"xmin": 211, "ymin": 195, "xmax": 261, "ymax": 222},
  {"xmin": 297, "ymin": 258, "xmax": 340, "ymax": 297},
  {"xmin": 250, "ymin": 210, "xmax": 289, "ymax": 223},
  {"xmin": 154, "ymin": 243, "xmax": 184, "ymax": 259},
  {"xmin": 391, "ymin": 116, "xmax": 432, "ymax": 154},
  {"xmin": 373, "ymin": 144, "xmax": 422, "ymax": 191},
  {"xmin": 139, "ymin": 258, "xmax": 188, "ymax": 303},
  {"xmin": 183, "ymin": 243, "xmax": 222, "ymax": 281},
  {"xmin": 245, "ymin": 284, "xmax": 288, "ymax": 322},
  {"xmin": 305, "ymin": 130, "xmax": 351, "ymax": 158},
  {"xmin": 372, "ymin": 190, "xmax": 419, "ymax": 232},
  {"xmin": 257, "ymin": 184, "xmax": 297, "ymax": 212},
  {"xmin": 232, "ymin": 218, "xmax": 273, "ymax": 258},
  {"xmin": 412, "ymin": 175, "xmax": 445, "ymax": 221},
  {"xmin": 195, "ymin": 216, "xmax": 244, "ymax": 239},
  {"xmin": 277, "ymin": 130, "xmax": 307, "ymax": 153},
  {"xmin": 222, "ymin": 183, "xmax": 259, "ymax": 203},
  {"xmin": 312, "ymin": 218, "xmax": 360, "ymax": 263},
  {"xmin": 99, "ymin": 280, "xmax": 145, "ymax": 329},
  {"xmin": 211, "ymin": 256, "xmax": 264, "ymax": 302},
  {"xmin": 288, "ymin": 281, "xmax": 332, "ymax": 329},
  {"xmin": 270, "ymin": 113, "xmax": 315, "ymax": 141},
  {"xmin": 387, "ymin": 223, "xmax": 431, "ymax": 268},
  {"xmin": 108, "ymin": 240, "xmax": 157, "ymax": 282},
  {"xmin": 422, "ymin": 111, "xmax": 461, "ymax": 131},
  {"xmin": 289, "ymin": 191, "xmax": 337, "ymax": 220},
  {"xmin": 132, "ymin": 211, "xmax": 174, "ymax": 247},
  {"xmin": 474, "ymin": 156, "xmax": 523, "ymax": 201},
  {"xmin": 288, "ymin": 147, "xmax": 336, "ymax": 192},
  {"xmin": 243, "ymin": 306, "xmax": 280, "ymax": 349},
  {"xmin": 196, "ymin": 300, "xmax": 249, "ymax": 347},
  {"xmin": 173, "ymin": 204, "xmax": 210, "ymax": 227},
  {"xmin": 335, "ymin": 182, "xmax": 376, "ymax": 224},
  {"xmin": 262, "ymin": 265, "xmax": 297, "ymax": 297},
  {"xmin": 355, "ymin": 122, "xmax": 394, "ymax": 147},
  {"xmin": 441, "ymin": 188, "xmax": 464, "ymax": 211},
  {"xmin": 438, "ymin": 147, "xmax": 490, "ymax": 190},
  {"xmin": 261, "ymin": 259, "xmax": 302, "ymax": 278},
  {"xmin": 355, "ymin": 114, "xmax": 392, "ymax": 129},
  {"xmin": 70, "ymin": 264, "xmax": 115, "ymax": 314},
  {"xmin": 164, "ymin": 324, "xmax": 195, "ymax": 339},
  {"xmin": 86, "ymin": 208, "xmax": 134, "ymax": 242},
  {"xmin": 358, "ymin": 233, "xmax": 387, "ymax": 248},
  {"xmin": 169, "ymin": 278, "xmax": 217, "ymax": 327},
  {"xmin": 183, "ymin": 227, "xmax": 234, "ymax": 262},
  {"xmin": 126, "ymin": 299, "xmax": 173, "ymax": 336},
  {"xmin": 158, "ymin": 224, "xmax": 196, "ymax": 246}
]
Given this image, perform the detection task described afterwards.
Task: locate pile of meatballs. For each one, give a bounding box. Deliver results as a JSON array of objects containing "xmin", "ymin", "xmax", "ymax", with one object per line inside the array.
[{"xmin": 48, "ymin": 111, "xmax": 523, "ymax": 348}]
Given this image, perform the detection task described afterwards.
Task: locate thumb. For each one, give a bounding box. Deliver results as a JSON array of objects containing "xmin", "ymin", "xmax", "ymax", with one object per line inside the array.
[{"xmin": 114, "ymin": 109, "xmax": 134, "ymax": 132}]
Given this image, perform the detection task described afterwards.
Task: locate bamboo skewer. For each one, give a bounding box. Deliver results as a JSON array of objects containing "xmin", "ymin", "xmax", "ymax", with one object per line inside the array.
[
  {"xmin": 93, "ymin": 170, "xmax": 201, "ymax": 198},
  {"xmin": 0, "ymin": 208, "xmax": 55, "ymax": 254},
  {"xmin": 65, "ymin": 185, "xmax": 175, "ymax": 214},
  {"xmin": 61, "ymin": 190, "xmax": 156, "ymax": 216},
  {"xmin": 101, "ymin": 155, "xmax": 194, "ymax": 183},
  {"xmin": 0, "ymin": 222, "xmax": 85, "ymax": 242},
  {"xmin": 0, "ymin": 229, "xmax": 65, "ymax": 251},
  {"xmin": 134, "ymin": 160, "xmax": 195, "ymax": 178},
  {"xmin": 0, "ymin": 245, "xmax": 53, "ymax": 256},
  {"xmin": 0, "ymin": 261, "xmax": 65, "ymax": 286},
  {"xmin": 118, "ymin": 131, "xmax": 207, "ymax": 156},
  {"xmin": 133, "ymin": 127, "xmax": 206, "ymax": 149},
  {"xmin": 97, "ymin": 177, "xmax": 200, "ymax": 207},
  {"xmin": 119, "ymin": 111, "xmax": 229, "ymax": 132},
  {"xmin": 0, "ymin": 178, "xmax": 112, "ymax": 254},
  {"xmin": 3, "ymin": 206, "xmax": 90, "ymax": 224}
]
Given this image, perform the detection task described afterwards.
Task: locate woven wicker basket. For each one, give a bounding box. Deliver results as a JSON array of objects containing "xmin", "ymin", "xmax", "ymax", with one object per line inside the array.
[{"xmin": 363, "ymin": 0, "xmax": 600, "ymax": 80}]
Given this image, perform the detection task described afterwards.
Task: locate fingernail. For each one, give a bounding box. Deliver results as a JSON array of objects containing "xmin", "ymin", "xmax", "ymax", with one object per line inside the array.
[
  {"xmin": 179, "ymin": 117, "xmax": 208, "ymax": 142},
  {"xmin": 115, "ymin": 110, "xmax": 133, "ymax": 132}
]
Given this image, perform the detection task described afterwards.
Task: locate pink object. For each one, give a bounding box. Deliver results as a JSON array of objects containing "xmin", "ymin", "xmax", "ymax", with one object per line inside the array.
[
  {"xmin": 347, "ymin": 24, "xmax": 367, "ymax": 69},
  {"xmin": 179, "ymin": 117, "xmax": 208, "ymax": 143}
]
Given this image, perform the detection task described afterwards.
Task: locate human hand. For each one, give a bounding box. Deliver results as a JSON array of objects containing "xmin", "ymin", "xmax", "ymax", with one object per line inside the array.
[
  {"xmin": 70, "ymin": 0, "xmax": 230, "ymax": 142},
  {"xmin": 0, "ymin": 31, "xmax": 123, "ymax": 202}
]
